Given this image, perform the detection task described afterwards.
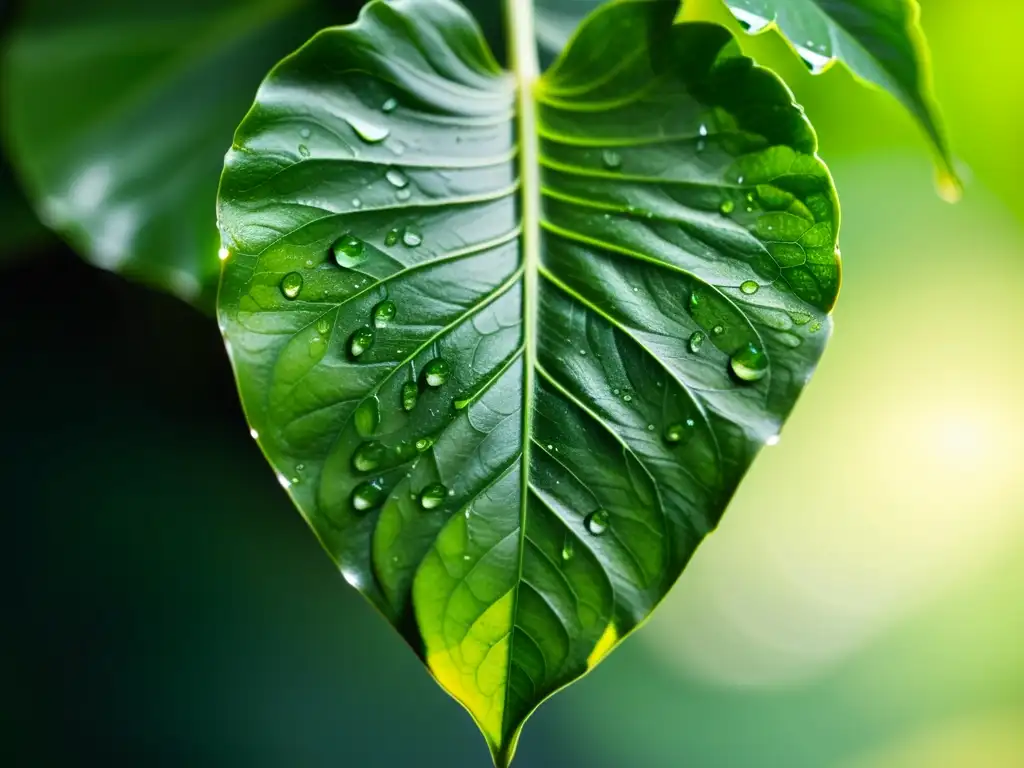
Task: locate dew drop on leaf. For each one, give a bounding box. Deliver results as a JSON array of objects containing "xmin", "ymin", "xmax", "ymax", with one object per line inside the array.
[
  {"xmin": 584, "ymin": 509, "xmax": 610, "ymax": 536},
  {"xmin": 419, "ymin": 483, "xmax": 447, "ymax": 510},
  {"xmin": 332, "ymin": 233, "xmax": 367, "ymax": 268},
  {"xmin": 423, "ymin": 358, "xmax": 451, "ymax": 387},
  {"xmin": 316, "ymin": 316, "xmax": 332, "ymax": 335},
  {"xmin": 298, "ymin": 144, "xmax": 310, "ymax": 157},
  {"xmin": 352, "ymin": 441, "xmax": 386, "ymax": 472},
  {"xmin": 561, "ymin": 537, "xmax": 575, "ymax": 562},
  {"xmin": 730, "ymin": 342, "xmax": 768, "ymax": 382},
  {"xmin": 664, "ymin": 418, "xmax": 696, "ymax": 444},
  {"xmin": 280, "ymin": 272, "xmax": 303, "ymax": 299},
  {"xmin": 349, "ymin": 326, "xmax": 375, "ymax": 357},
  {"xmin": 385, "ymin": 228, "xmax": 401, "ymax": 247},
  {"xmin": 382, "ymin": 97, "xmax": 398, "ymax": 113},
  {"xmin": 300, "ymin": 127, "xmax": 311, "ymax": 139},
  {"xmin": 712, "ymin": 325, "xmax": 725, "ymax": 336},
  {"xmin": 351, "ymin": 478, "xmax": 386, "ymax": 513},
  {"xmin": 401, "ymin": 382, "xmax": 419, "ymax": 412},
  {"xmin": 602, "ymin": 149, "xmax": 621, "ymax": 170},
  {"xmin": 415, "ymin": 436, "xmax": 434, "ymax": 452},
  {"xmin": 720, "ymin": 199, "xmax": 735, "ymax": 215},
  {"xmin": 354, "ymin": 395, "xmax": 380, "ymax": 437},
  {"xmin": 740, "ymin": 280, "xmax": 759, "ymax": 295},
  {"xmin": 386, "ymin": 169, "xmax": 408, "ymax": 188},
  {"xmin": 688, "ymin": 331, "xmax": 704, "ymax": 354},
  {"xmin": 373, "ymin": 299, "xmax": 397, "ymax": 328},
  {"xmin": 402, "ymin": 227, "xmax": 422, "ymax": 247},
  {"xmin": 346, "ymin": 115, "xmax": 390, "ymax": 144}
]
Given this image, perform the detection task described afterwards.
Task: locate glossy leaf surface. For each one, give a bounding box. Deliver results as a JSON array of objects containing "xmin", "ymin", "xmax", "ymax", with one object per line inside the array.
[
  {"xmin": 723, "ymin": 0, "xmax": 954, "ymax": 181},
  {"xmin": 217, "ymin": 0, "xmax": 840, "ymax": 762}
]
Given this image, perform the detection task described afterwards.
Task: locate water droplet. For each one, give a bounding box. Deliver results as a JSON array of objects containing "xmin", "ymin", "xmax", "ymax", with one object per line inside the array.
[
  {"xmin": 316, "ymin": 317, "xmax": 332, "ymax": 335},
  {"xmin": 401, "ymin": 382, "xmax": 418, "ymax": 411},
  {"xmin": 732, "ymin": 7, "xmax": 771, "ymax": 32},
  {"xmin": 689, "ymin": 291, "xmax": 704, "ymax": 311},
  {"xmin": 332, "ymin": 233, "xmax": 367, "ymax": 268},
  {"xmin": 300, "ymin": 127, "xmax": 311, "ymax": 139},
  {"xmin": 646, "ymin": 424, "xmax": 655, "ymax": 431},
  {"xmin": 419, "ymin": 483, "xmax": 447, "ymax": 510},
  {"xmin": 373, "ymin": 299, "xmax": 397, "ymax": 328},
  {"xmin": 730, "ymin": 342, "xmax": 768, "ymax": 382},
  {"xmin": 712, "ymin": 325, "xmax": 724, "ymax": 336},
  {"xmin": 720, "ymin": 200, "xmax": 735, "ymax": 215},
  {"xmin": 423, "ymin": 358, "xmax": 450, "ymax": 387},
  {"xmin": 386, "ymin": 169, "xmax": 408, "ymax": 188},
  {"xmin": 218, "ymin": 247, "xmax": 230, "ymax": 261},
  {"xmin": 579, "ymin": 349, "xmax": 587, "ymax": 356},
  {"xmin": 737, "ymin": 175, "xmax": 745, "ymax": 184},
  {"xmin": 280, "ymin": 272, "xmax": 303, "ymax": 299},
  {"xmin": 766, "ymin": 434, "xmax": 781, "ymax": 446},
  {"xmin": 382, "ymin": 97, "xmax": 398, "ymax": 113},
  {"xmin": 351, "ymin": 478, "xmax": 386, "ymax": 513},
  {"xmin": 415, "ymin": 436, "xmax": 434, "ymax": 452},
  {"xmin": 393, "ymin": 441, "xmax": 417, "ymax": 462},
  {"xmin": 354, "ymin": 395, "xmax": 380, "ymax": 437},
  {"xmin": 622, "ymin": 393, "xmax": 633, "ymax": 403},
  {"xmin": 936, "ymin": 168, "xmax": 962, "ymax": 203},
  {"xmin": 809, "ymin": 320, "xmax": 823, "ymax": 334},
  {"xmin": 385, "ymin": 228, "xmax": 400, "ymax": 247},
  {"xmin": 346, "ymin": 115, "xmax": 390, "ymax": 144},
  {"xmin": 349, "ymin": 326, "xmax": 375, "ymax": 357},
  {"xmin": 396, "ymin": 188, "xmax": 411, "ymax": 201},
  {"xmin": 664, "ymin": 419, "xmax": 696, "ymax": 444},
  {"xmin": 740, "ymin": 280, "xmax": 759, "ymax": 295},
  {"xmin": 602, "ymin": 149, "xmax": 622, "ymax": 170},
  {"xmin": 249, "ymin": 428, "xmax": 259, "ymax": 440},
  {"xmin": 352, "ymin": 198, "xmax": 362, "ymax": 209},
  {"xmin": 402, "ymin": 227, "xmax": 422, "ymax": 247},
  {"xmin": 352, "ymin": 441, "xmax": 386, "ymax": 472},
  {"xmin": 688, "ymin": 331, "xmax": 705, "ymax": 353},
  {"xmin": 584, "ymin": 509, "xmax": 610, "ymax": 536},
  {"xmin": 298, "ymin": 144, "xmax": 310, "ymax": 158},
  {"xmin": 698, "ymin": 123, "xmax": 708, "ymax": 137},
  {"xmin": 561, "ymin": 537, "xmax": 575, "ymax": 562}
]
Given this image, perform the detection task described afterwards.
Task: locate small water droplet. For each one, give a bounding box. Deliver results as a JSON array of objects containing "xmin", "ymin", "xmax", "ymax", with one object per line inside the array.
[
  {"xmin": 354, "ymin": 395, "xmax": 380, "ymax": 437},
  {"xmin": 561, "ymin": 537, "xmax": 575, "ymax": 562},
  {"xmin": 298, "ymin": 144, "xmax": 310, "ymax": 158},
  {"xmin": 688, "ymin": 331, "xmax": 705, "ymax": 354},
  {"xmin": 766, "ymin": 434, "xmax": 781, "ymax": 446},
  {"xmin": 664, "ymin": 419, "xmax": 696, "ymax": 444},
  {"xmin": 249, "ymin": 428, "xmax": 259, "ymax": 440},
  {"xmin": 401, "ymin": 382, "xmax": 418, "ymax": 411},
  {"xmin": 730, "ymin": 342, "xmax": 768, "ymax": 382},
  {"xmin": 740, "ymin": 280, "xmax": 759, "ymax": 295},
  {"xmin": 647, "ymin": 424, "xmax": 655, "ymax": 431},
  {"xmin": 720, "ymin": 199, "xmax": 735, "ymax": 215},
  {"xmin": 332, "ymin": 233, "xmax": 367, "ymax": 268},
  {"xmin": 689, "ymin": 291, "xmax": 704, "ymax": 311},
  {"xmin": 346, "ymin": 115, "xmax": 390, "ymax": 144},
  {"xmin": 218, "ymin": 247, "xmax": 230, "ymax": 261},
  {"xmin": 622, "ymin": 394, "xmax": 633, "ymax": 403},
  {"xmin": 382, "ymin": 97, "xmax": 398, "ymax": 113},
  {"xmin": 386, "ymin": 169, "xmax": 408, "ymax": 188},
  {"xmin": 396, "ymin": 188, "xmax": 411, "ymax": 201},
  {"xmin": 936, "ymin": 168, "xmax": 963, "ymax": 203},
  {"xmin": 316, "ymin": 316, "xmax": 332, "ymax": 335},
  {"xmin": 584, "ymin": 509, "xmax": 610, "ymax": 536},
  {"xmin": 602, "ymin": 149, "xmax": 622, "ymax": 170},
  {"xmin": 418, "ymin": 483, "xmax": 447, "ymax": 510},
  {"xmin": 423, "ymin": 358, "xmax": 450, "ymax": 387},
  {"xmin": 712, "ymin": 325, "xmax": 725, "ymax": 336},
  {"xmin": 300, "ymin": 128, "xmax": 311, "ymax": 139},
  {"xmin": 402, "ymin": 227, "xmax": 422, "ymax": 247},
  {"xmin": 809, "ymin": 320, "xmax": 823, "ymax": 334},
  {"xmin": 349, "ymin": 326, "xmax": 375, "ymax": 357},
  {"xmin": 280, "ymin": 272, "xmax": 303, "ymax": 299},
  {"xmin": 352, "ymin": 441, "xmax": 386, "ymax": 472},
  {"xmin": 373, "ymin": 299, "xmax": 397, "ymax": 328},
  {"xmin": 352, "ymin": 198, "xmax": 362, "ymax": 208},
  {"xmin": 579, "ymin": 349, "xmax": 587, "ymax": 356},
  {"xmin": 415, "ymin": 436, "xmax": 434, "ymax": 452},
  {"xmin": 737, "ymin": 175, "xmax": 745, "ymax": 184},
  {"xmin": 351, "ymin": 478, "xmax": 386, "ymax": 513},
  {"xmin": 385, "ymin": 228, "xmax": 400, "ymax": 247}
]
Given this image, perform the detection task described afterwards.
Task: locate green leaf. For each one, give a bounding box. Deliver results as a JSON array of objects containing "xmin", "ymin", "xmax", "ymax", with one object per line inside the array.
[
  {"xmin": 1, "ymin": 0, "xmax": 352, "ymax": 306},
  {"xmin": 216, "ymin": 0, "xmax": 839, "ymax": 763},
  {"xmin": 722, "ymin": 0, "xmax": 956, "ymax": 190},
  {"xmin": 535, "ymin": 0, "xmax": 604, "ymax": 63}
]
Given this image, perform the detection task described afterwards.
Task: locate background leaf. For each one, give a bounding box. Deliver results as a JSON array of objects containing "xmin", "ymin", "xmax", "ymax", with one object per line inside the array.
[
  {"xmin": 720, "ymin": 0, "xmax": 955, "ymax": 186},
  {"xmin": 217, "ymin": 0, "xmax": 839, "ymax": 762}
]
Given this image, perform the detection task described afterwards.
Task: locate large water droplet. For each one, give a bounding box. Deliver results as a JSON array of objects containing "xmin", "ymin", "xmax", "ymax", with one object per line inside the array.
[
  {"xmin": 385, "ymin": 169, "xmax": 408, "ymax": 188},
  {"xmin": 584, "ymin": 509, "xmax": 610, "ymax": 536},
  {"xmin": 664, "ymin": 418, "xmax": 696, "ymax": 444},
  {"xmin": 351, "ymin": 478, "xmax": 386, "ymax": 513},
  {"xmin": 332, "ymin": 233, "xmax": 367, "ymax": 268},
  {"xmin": 349, "ymin": 326, "xmax": 375, "ymax": 357},
  {"xmin": 688, "ymin": 331, "xmax": 705, "ymax": 354},
  {"xmin": 796, "ymin": 44, "xmax": 831, "ymax": 75},
  {"xmin": 732, "ymin": 8, "xmax": 771, "ymax": 33},
  {"xmin": 602, "ymin": 149, "xmax": 622, "ymax": 170},
  {"xmin": 354, "ymin": 395, "xmax": 380, "ymax": 437},
  {"xmin": 740, "ymin": 280, "xmax": 759, "ymax": 295},
  {"xmin": 402, "ymin": 227, "xmax": 422, "ymax": 247},
  {"xmin": 346, "ymin": 115, "xmax": 390, "ymax": 144},
  {"xmin": 730, "ymin": 342, "xmax": 768, "ymax": 382},
  {"xmin": 561, "ymin": 536, "xmax": 575, "ymax": 562},
  {"xmin": 373, "ymin": 300, "xmax": 397, "ymax": 328},
  {"xmin": 352, "ymin": 441, "xmax": 386, "ymax": 472},
  {"xmin": 419, "ymin": 483, "xmax": 447, "ymax": 510},
  {"xmin": 280, "ymin": 272, "xmax": 303, "ymax": 300},
  {"xmin": 423, "ymin": 358, "xmax": 450, "ymax": 387},
  {"xmin": 401, "ymin": 382, "xmax": 418, "ymax": 412}
]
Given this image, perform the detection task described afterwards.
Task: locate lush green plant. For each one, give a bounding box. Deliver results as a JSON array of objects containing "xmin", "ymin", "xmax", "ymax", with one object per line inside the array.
[{"xmin": 1, "ymin": 0, "xmax": 952, "ymax": 763}]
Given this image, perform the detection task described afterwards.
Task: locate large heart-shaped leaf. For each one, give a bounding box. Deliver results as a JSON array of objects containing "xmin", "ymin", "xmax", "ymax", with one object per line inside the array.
[
  {"xmin": 723, "ymin": 0, "xmax": 955, "ymax": 185},
  {"xmin": 217, "ymin": 0, "xmax": 840, "ymax": 762}
]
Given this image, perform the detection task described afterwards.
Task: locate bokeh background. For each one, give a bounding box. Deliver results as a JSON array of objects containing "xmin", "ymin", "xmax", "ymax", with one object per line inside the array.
[{"xmin": 2, "ymin": 1, "xmax": 1022, "ymax": 765}]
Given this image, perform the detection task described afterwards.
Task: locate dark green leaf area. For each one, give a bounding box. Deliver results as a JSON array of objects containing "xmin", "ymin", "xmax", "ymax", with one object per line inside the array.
[{"xmin": 217, "ymin": 0, "xmax": 839, "ymax": 764}]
